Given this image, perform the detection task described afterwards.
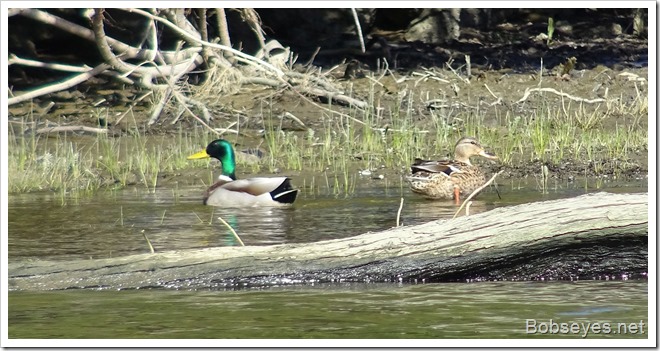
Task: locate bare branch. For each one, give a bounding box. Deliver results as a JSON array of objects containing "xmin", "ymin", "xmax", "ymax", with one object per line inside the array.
[
  {"xmin": 351, "ymin": 9, "xmax": 366, "ymax": 53},
  {"xmin": 304, "ymin": 86, "xmax": 370, "ymax": 109},
  {"xmin": 162, "ymin": 8, "xmax": 201, "ymax": 42},
  {"xmin": 8, "ymin": 54, "xmax": 92, "ymax": 72},
  {"xmin": 240, "ymin": 9, "xmax": 268, "ymax": 57},
  {"xmin": 35, "ymin": 125, "xmax": 108, "ymax": 135},
  {"xmin": 8, "ymin": 63, "xmax": 111, "ymax": 105},
  {"xmin": 143, "ymin": 9, "xmax": 160, "ymax": 63},
  {"xmin": 91, "ymin": 8, "xmax": 203, "ymax": 84},
  {"xmin": 92, "ymin": 9, "xmax": 134, "ymax": 75},
  {"xmin": 145, "ymin": 59, "xmax": 216, "ymax": 131},
  {"xmin": 396, "ymin": 197, "xmax": 404, "ymax": 227},
  {"xmin": 8, "ymin": 8, "xmax": 23, "ymax": 17},
  {"xmin": 148, "ymin": 90, "xmax": 172, "ymax": 125},
  {"xmin": 14, "ymin": 8, "xmax": 203, "ymax": 82},
  {"xmin": 15, "ymin": 8, "xmax": 200, "ymax": 63},
  {"xmin": 453, "ymin": 170, "xmax": 504, "ymax": 219},
  {"xmin": 279, "ymin": 112, "xmax": 308, "ymax": 130},
  {"xmin": 197, "ymin": 8, "xmax": 211, "ymax": 64},
  {"xmin": 8, "ymin": 54, "xmax": 134, "ymax": 84},
  {"xmin": 484, "ymin": 84, "xmax": 502, "ymax": 106},
  {"xmin": 215, "ymin": 8, "xmax": 233, "ymax": 56},
  {"xmin": 517, "ymin": 87, "xmax": 606, "ymax": 104},
  {"xmin": 122, "ymin": 8, "xmax": 285, "ymax": 77}
]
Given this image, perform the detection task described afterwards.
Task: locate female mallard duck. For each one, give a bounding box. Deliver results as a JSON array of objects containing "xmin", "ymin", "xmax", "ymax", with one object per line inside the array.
[
  {"xmin": 187, "ymin": 139, "xmax": 298, "ymax": 207},
  {"xmin": 407, "ymin": 137, "xmax": 498, "ymax": 203}
]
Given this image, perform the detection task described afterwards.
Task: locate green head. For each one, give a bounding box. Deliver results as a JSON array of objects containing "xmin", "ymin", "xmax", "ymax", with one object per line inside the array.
[{"xmin": 187, "ymin": 139, "xmax": 237, "ymax": 180}]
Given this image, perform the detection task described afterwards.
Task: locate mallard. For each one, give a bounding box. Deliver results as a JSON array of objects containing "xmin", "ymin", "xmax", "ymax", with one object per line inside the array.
[
  {"xmin": 407, "ymin": 137, "xmax": 498, "ymax": 203},
  {"xmin": 187, "ymin": 139, "xmax": 298, "ymax": 207}
]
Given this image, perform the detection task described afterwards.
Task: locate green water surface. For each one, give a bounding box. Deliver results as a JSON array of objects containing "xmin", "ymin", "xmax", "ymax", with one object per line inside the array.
[{"xmin": 8, "ymin": 280, "xmax": 647, "ymax": 340}]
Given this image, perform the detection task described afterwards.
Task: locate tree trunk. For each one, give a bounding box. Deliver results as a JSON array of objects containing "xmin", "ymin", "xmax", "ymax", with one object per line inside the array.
[{"xmin": 9, "ymin": 192, "xmax": 647, "ymax": 290}]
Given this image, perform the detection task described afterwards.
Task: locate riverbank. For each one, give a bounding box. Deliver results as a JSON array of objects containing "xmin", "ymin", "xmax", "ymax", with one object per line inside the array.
[{"xmin": 7, "ymin": 63, "xmax": 649, "ymax": 195}]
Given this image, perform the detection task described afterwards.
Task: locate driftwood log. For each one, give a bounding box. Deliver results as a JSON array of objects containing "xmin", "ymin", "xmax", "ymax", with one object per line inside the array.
[{"xmin": 9, "ymin": 192, "xmax": 648, "ymax": 290}]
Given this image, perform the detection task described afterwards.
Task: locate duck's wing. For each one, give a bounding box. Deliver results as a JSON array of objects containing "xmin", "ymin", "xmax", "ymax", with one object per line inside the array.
[
  {"xmin": 411, "ymin": 159, "xmax": 459, "ymax": 176},
  {"xmin": 219, "ymin": 177, "xmax": 290, "ymax": 195},
  {"xmin": 205, "ymin": 177, "xmax": 298, "ymax": 206}
]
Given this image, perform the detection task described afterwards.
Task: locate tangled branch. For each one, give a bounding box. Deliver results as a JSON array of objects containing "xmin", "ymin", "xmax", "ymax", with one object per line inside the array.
[{"xmin": 9, "ymin": 8, "xmax": 370, "ymax": 132}]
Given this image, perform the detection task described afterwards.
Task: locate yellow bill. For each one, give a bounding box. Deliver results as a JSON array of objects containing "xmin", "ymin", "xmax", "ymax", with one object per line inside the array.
[{"xmin": 187, "ymin": 150, "xmax": 210, "ymax": 160}]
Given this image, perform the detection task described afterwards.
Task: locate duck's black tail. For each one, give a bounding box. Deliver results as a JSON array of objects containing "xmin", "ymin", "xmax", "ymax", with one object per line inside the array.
[{"xmin": 270, "ymin": 178, "xmax": 299, "ymax": 204}]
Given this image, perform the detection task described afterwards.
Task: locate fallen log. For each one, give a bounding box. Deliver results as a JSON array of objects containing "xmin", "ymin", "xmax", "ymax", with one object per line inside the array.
[{"xmin": 9, "ymin": 192, "xmax": 648, "ymax": 290}]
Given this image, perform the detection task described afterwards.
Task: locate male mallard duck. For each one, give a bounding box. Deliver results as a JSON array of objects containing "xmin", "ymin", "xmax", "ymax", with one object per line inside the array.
[
  {"xmin": 187, "ymin": 139, "xmax": 298, "ymax": 207},
  {"xmin": 407, "ymin": 137, "xmax": 498, "ymax": 203}
]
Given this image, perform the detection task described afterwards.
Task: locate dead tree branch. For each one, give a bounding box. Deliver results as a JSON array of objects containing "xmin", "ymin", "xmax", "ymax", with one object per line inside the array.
[
  {"xmin": 517, "ymin": 87, "xmax": 607, "ymax": 104},
  {"xmin": 14, "ymin": 8, "xmax": 200, "ymax": 64},
  {"xmin": 123, "ymin": 8, "xmax": 285, "ymax": 77},
  {"xmin": 8, "ymin": 63, "xmax": 111, "ymax": 105}
]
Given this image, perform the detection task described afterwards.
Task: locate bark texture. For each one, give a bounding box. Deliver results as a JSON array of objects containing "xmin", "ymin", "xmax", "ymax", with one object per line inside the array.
[{"xmin": 8, "ymin": 192, "xmax": 648, "ymax": 290}]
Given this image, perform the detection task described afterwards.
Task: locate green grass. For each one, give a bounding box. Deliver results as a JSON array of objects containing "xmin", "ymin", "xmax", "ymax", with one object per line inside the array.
[
  {"xmin": 8, "ymin": 123, "xmax": 209, "ymax": 195},
  {"xmin": 8, "ymin": 71, "xmax": 648, "ymax": 196}
]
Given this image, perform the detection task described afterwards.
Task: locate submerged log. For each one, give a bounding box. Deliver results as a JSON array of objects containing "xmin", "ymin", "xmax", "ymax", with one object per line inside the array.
[{"xmin": 9, "ymin": 192, "xmax": 648, "ymax": 290}]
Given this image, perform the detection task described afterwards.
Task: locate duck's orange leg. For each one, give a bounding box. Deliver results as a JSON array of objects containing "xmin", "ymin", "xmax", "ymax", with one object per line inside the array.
[{"xmin": 453, "ymin": 187, "xmax": 460, "ymax": 205}]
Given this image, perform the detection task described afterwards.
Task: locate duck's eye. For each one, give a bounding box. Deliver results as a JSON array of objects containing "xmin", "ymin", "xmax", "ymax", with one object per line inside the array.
[{"xmin": 470, "ymin": 141, "xmax": 477, "ymax": 145}]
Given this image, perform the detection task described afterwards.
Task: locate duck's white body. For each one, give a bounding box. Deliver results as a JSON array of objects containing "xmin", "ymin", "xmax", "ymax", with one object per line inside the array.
[
  {"xmin": 188, "ymin": 139, "xmax": 299, "ymax": 207},
  {"xmin": 204, "ymin": 176, "xmax": 298, "ymax": 207}
]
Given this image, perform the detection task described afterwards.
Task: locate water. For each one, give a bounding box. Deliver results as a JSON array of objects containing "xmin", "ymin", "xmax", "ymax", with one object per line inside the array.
[
  {"xmin": 7, "ymin": 281, "xmax": 648, "ymax": 340},
  {"xmin": 7, "ymin": 177, "xmax": 648, "ymax": 340},
  {"xmin": 8, "ymin": 176, "xmax": 647, "ymax": 260}
]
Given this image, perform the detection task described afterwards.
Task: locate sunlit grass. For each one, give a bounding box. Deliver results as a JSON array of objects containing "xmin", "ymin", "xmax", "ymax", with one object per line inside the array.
[
  {"xmin": 8, "ymin": 121, "xmax": 209, "ymax": 194},
  {"xmin": 8, "ymin": 69, "xmax": 648, "ymax": 196}
]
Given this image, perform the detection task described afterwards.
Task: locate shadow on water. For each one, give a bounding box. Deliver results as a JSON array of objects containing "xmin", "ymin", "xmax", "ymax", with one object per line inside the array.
[{"xmin": 8, "ymin": 176, "xmax": 647, "ymax": 261}]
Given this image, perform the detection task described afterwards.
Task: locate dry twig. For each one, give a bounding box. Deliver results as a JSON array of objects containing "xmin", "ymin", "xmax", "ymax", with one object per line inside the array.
[
  {"xmin": 484, "ymin": 84, "xmax": 502, "ymax": 106},
  {"xmin": 218, "ymin": 216, "xmax": 245, "ymax": 246},
  {"xmin": 452, "ymin": 170, "xmax": 503, "ymax": 219},
  {"xmin": 517, "ymin": 87, "xmax": 606, "ymax": 104},
  {"xmin": 35, "ymin": 125, "xmax": 108, "ymax": 135},
  {"xmin": 396, "ymin": 197, "xmax": 404, "ymax": 227}
]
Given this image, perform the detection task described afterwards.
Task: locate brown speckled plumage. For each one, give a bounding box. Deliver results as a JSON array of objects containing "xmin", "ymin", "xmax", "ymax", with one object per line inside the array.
[{"xmin": 407, "ymin": 137, "xmax": 498, "ymax": 201}]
